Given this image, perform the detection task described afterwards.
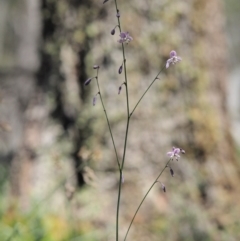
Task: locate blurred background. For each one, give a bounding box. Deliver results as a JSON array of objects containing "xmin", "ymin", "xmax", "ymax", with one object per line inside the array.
[{"xmin": 0, "ymin": 0, "xmax": 240, "ymax": 240}]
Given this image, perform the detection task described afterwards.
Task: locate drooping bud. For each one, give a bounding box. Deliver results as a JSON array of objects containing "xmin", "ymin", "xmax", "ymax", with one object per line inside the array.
[
  {"xmin": 161, "ymin": 183, "xmax": 166, "ymax": 192},
  {"xmin": 118, "ymin": 86, "xmax": 122, "ymax": 95},
  {"xmin": 103, "ymin": 0, "xmax": 109, "ymax": 4},
  {"xmin": 93, "ymin": 96, "xmax": 97, "ymax": 106},
  {"xmin": 170, "ymin": 168, "xmax": 174, "ymax": 177},
  {"xmin": 93, "ymin": 65, "xmax": 99, "ymax": 69},
  {"xmin": 84, "ymin": 77, "xmax": 92, "ymax": 86},
  {"xmin": 118, "ymin": 64, "xmax": 123, "ymax": 74},
  {"xmin": 111, "ymin": 28, "xmax": 115, "ymax": 35}
]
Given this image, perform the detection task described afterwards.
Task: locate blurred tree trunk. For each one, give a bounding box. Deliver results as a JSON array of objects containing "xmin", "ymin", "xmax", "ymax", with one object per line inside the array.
[
  {"xmin": 38, "ymin": 0, "xmax": 102, "ymax": 187},
  {"xmin": 0, "ymin": 0, "xmax": 102, "ymax": 208},
  {"xmin": 0, "ymin": 0, "xmax": 41, "ymax": 209}
]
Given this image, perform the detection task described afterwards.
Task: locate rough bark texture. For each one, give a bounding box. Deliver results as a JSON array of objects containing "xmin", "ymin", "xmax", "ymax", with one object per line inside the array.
[{"xmin": 0, "ymin": 0, "xmax": 41, "ymax": 209}]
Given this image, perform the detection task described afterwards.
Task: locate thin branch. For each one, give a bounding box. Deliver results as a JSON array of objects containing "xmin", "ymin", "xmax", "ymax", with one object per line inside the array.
[
  {"xmin": 130, "ymin": 66, "xmax": 165, "ymax": 117},
  {"xmin": 124, "ymin": 158, "xmax": 172, "ymax": 241}
]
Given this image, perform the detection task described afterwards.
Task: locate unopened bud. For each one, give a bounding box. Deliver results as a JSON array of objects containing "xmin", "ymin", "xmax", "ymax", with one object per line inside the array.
[
  {"xmin": 84, "ymin": 77, "xmax": 92, "ymax": 86},
  {"xmin": 161, "ymin": 183, "xmax": 166, "ymax": 192},
  {"xmin": 103, "ymin": 0, "xmax": 109, "ymax": 4},
  {"xmin": 93, "ymin": 65, "xmax": 99, "ymax": 69},
  {"xmin": 111, "ymin": 29, "xmax": 115, "ymax": 35},
  {"xmin": 118, "ymin": 65, "xmax": 123, "ymax": 74},
  {"xmin": 118, "ymin": 86, "xmax": 122, "ymax": 95},
  {"xmin": 170, "ymin": 168, "xmax": 174, "ymax": 177}
]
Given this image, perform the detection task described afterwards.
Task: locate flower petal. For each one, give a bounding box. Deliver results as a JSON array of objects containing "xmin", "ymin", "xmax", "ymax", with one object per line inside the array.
[
  {"xmin": 166, "ymin": 60, "xmax": 170, "ymax": 68},
  {"xmin": 170, "ymin": 50, "xmax": 177, "ymax": 58}
]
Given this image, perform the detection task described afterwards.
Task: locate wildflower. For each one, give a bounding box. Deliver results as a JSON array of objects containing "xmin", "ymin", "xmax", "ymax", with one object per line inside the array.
[
  {"xmin": 167, "ymin": 147, "xmax": 185, "ymax": 161},
  {"xmin": 118, "ymin": 32, "xmax": 133, "ymax": 44},
  {"xmin": 166, "ymin": 50, "xmax": 182, "ymax": 68}
]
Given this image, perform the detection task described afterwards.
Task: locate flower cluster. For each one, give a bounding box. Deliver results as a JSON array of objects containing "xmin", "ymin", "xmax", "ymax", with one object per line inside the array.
[
  {"xmin": 166, "ymin": 50, "xmax": 182, "ymax": 68},
  {"xmin": 118, "ymin": 32, "xmax": 133, "ymax": 44},
  {"xmin": 167, "ymin": 147, "xmax": 185, "ymax": 161}
]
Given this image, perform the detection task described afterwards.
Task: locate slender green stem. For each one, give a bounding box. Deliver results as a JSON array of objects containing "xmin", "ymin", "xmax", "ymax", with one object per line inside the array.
[
  {"xmin": 123, "ymin": 158, "xmax": 172, "ymax": 241},
  {"xmin": 95, "ymin": 70, "xmax": 121, "ymax": 170},
  {"xmin": 116, "ymin": 169, "xmax": 123, "ymax": 240},
  {"xmin": 121, "ymin": 59, "xmax": 130, "ymax": 171},
  {"xmin": 112, "ymin": 1, "xmax": 131, "ymax": 240},
  {"xmin": 130, "ymin": 66, "xmax": 165, "ymax": 117},
  {"xmin": 114, "ymin": 0, "xmax": 121, "ymax": 32}
]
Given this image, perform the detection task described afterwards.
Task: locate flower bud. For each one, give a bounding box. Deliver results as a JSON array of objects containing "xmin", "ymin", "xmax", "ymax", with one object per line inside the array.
[
  {"xmin": 84, "ymin": 77, "xmax": 92, "ymax": 86},
  {"xmin": 118, "ymin": 64, "xmax": 123, "ymax": 74},
  {"xmin": 103, "ymin": 0, "xmax": 109, "ymax": 4},
  {"xmin": 111, "ymin": 29, "xmax": 115, "ymax": 35},
  {"xmin": 170, "ymin": 168, "xmax": 174, "ymax": 177},
  {"xmin": 161, "ymin": 183, "xmax": 166, "ymax": 192},
  {"xmin": 118, "ymin": 86, "xmax": 122, "ymax": 95},
  {"xmin": 93, "ymin": 65, "xmax": 99, "ymax": 69}
]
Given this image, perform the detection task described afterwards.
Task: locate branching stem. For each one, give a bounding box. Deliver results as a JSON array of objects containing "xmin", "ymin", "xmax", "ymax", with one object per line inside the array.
[
  {"xmin": 95, "ymin": 69, "xmax": 121, "ymax": 170},
  {"xmin": 123, "ymin": 158, "xmax": 172, "ymax": 241},
  {"xmin": 130, "ymin": 66, "xmax": 165, "ymax": 117}
]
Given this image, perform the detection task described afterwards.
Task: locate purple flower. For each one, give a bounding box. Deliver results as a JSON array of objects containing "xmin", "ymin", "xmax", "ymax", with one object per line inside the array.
[
  {"xmin": 166, "ymin": 50, "xmax": 182, "ymax": 68},
  {"xmin": 167, "ymin": 147, "xmax": 185, "ymax": 161},
  {"xmin": 118, "ymin": 32, "xmax": 133, "ymax": 44}
]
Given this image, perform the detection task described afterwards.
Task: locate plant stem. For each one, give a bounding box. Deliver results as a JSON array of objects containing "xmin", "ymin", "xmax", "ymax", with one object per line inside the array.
[
  {"xmin": 123, "ymin": 158, "xmax": 172, "ymax": 241},
  {"xmin": 116, "ymin": 169, "xmax": 123, "ymax": 240},
  {"xmin": 95, "ymin": 71, "xmax": 121, "ymax": 170},
  {"xmin": 130, "ymin": 66, "xmax": 165, "ymax": 117},
  {"xmin": 112, "ymin": 1, "xmax": 131, "ymax": 240}
]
